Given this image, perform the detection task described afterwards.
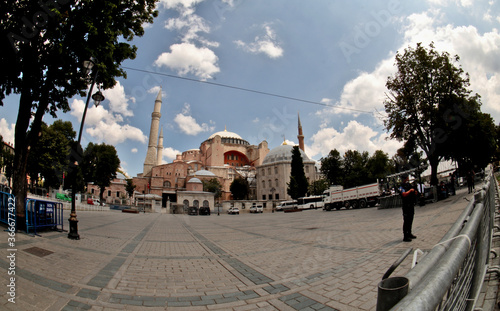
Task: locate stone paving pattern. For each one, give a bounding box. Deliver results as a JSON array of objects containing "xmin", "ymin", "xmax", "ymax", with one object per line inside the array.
[{"xmin": 0, "ymin": 186, "xmax": 498, "ymax": 310}]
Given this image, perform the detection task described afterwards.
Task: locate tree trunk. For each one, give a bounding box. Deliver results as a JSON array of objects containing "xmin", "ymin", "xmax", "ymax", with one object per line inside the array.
[
  {"xmin": 13, "ymin": 92, "xmax": 32, "ymax": 231},
  {"xmin": 429, "ymin": 157, "xmax": 439, "ymax": 186},
  {"xmin": 13, "ymin": 69, "xmax": 50, "ymax": 231}
]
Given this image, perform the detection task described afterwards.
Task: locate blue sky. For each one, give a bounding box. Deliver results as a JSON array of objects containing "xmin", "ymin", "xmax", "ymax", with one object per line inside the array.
[{"xmin": 2, "ymin": 0, "xmax": 500, "ymax": 177}]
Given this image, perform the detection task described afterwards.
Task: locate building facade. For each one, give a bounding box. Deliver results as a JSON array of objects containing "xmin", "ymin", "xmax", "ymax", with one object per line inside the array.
[
  {"xmin": 256, "ymin": 142, "xmax": 317, "ymax": 201},
  {"xmin": 132, "ymin": 90, "xmax": 269, "ymax": 209},
  {"xmin": 95, "ymin": 90, "xmax": 317, "ymax": 210}
]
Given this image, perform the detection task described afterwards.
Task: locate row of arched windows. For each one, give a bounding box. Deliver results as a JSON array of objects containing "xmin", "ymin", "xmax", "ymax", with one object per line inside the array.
[{"xmin": 182, "ymin": 199, "xmax": 210, "ymax": 208}]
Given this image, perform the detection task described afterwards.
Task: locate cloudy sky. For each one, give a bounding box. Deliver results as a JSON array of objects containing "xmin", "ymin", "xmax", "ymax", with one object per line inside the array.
[{"xmin": 2, "ymin": 0, "xmax": 500, "ymax": 177}]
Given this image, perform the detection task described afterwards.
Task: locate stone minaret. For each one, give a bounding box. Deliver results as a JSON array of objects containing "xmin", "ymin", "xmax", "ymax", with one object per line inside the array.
[
  {"xmin": 297, "ymin": 112, "xmax": 305, "ymax": 152},
  {"xmin": 156, "ymin": 127, "xmax": 163, "ymax": 166},
  {"xmin": 143, "ymin": 88, "xmax": 162, "ymax": 176}
]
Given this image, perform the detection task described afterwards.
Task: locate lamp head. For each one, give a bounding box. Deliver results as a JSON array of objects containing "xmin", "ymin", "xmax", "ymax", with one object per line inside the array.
[{"xmin": 92, "ymin": 91, "xmax": 105, "ymax": 107}]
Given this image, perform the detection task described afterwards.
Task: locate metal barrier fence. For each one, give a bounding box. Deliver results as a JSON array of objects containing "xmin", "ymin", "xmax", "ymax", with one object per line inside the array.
[
  {"xmin": 25, "ymin": 198, "xmax": 64, "ymax": 236},
  {"xmin": 0, "ymin": 191, "xmax": 15, "ymax": 225},
  {"xmin": 382, "ymin": 166, "xmax": 498, "ymax": 311}
]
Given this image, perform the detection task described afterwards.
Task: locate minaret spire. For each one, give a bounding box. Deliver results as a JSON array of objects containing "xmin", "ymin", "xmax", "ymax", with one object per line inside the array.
[
  {"xmin": 157, "ymin": 127, "xmax": 164, "ymax": 166},
  {"xmin": 297, "ymin": 112, "xmax": 305, "ymax": 152},
  {"xmin": 143, "ymin": 87, "xmax": 162, "ymax": 176}
]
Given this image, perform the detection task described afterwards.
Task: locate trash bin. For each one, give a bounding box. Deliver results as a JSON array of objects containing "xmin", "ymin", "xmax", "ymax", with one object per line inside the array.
[{"xmin": 376, "ymin": 276, "xmax": 409, "ymax": 311}]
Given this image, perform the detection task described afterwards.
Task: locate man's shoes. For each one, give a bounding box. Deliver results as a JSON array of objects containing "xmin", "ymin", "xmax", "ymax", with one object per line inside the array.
[
  {"xmin": 409, "ymin": 234, "xmax": 417, "ymax": 239},
  {"xmin": 403, "ymin": 237, "xmax": 412, "ymax": 242}
]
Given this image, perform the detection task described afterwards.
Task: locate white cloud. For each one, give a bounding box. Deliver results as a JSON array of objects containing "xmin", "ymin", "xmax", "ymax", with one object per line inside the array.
[
  {"xmin": 426, "ymin": 0, "xmax": 473, "ymax": 7},
  {"xmin": 102, "ymin": 80, "xmax": 134, "ymax": 117},
  {"xmin": 318, "ymin": 57, "xmax": 395, "ymax": 120},
  {"xmin": 148, "ymin": 86, "xmax": 166, "ymax": 98},
  {"xmin": 306, "ymin": 121, "xmax": 403, "ymax": 159},
  {"xmin": 157, "ymin": 0, "xmax": 219, "ymax": 78},
  {"xmin": 235, "ymin": 24, "xmax": 284, "ymax": 59},
  {"xmin": 159, "ymin": 0, "xmax": 203, "ymax": 10},
  {"xmin": 70, "ymin": 99, "xmax": 147, "ymax": 145},
  {"xmin": 163, "ymin": 147, "xmax": 181, "ymax": 162},
  {"xmin": 320, "ymin": 9, "xmax": 500, "ymax": 125},
  {"xmin": 0, "ymin": 118, "xmax": 15, "ymax": 146},
  {"xmin": 402, "ymin": 10, "xmax": 500, "ymax": 122},
  {"xmin": 131, "ymin": 148, "xmax": 138, "ymax": 153},
  {"xmin": 174, "ymin": 103, "xmax": 215, "ymax": 135},
  {"xmin": 155, "ymin": 43, "xmax": 220, "ymax": 80}
]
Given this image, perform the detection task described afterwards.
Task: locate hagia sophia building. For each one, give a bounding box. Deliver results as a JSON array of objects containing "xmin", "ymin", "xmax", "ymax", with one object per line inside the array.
[{"xmin": 130, "ymin": 88, "xmax": 318, "ymax": 209}]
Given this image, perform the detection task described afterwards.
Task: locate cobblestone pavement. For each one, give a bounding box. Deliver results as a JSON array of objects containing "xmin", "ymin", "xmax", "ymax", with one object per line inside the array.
[{"xmin": 0, "ymin": 187, "xmax": 497, "ymax": 310}]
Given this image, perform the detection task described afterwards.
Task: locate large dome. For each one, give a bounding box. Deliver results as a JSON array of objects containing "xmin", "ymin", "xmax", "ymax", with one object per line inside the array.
[
  {"xmin": 209, "ymin": 129, "xmax": 242, "ymax": 140},
  {"xmin": 262, "ymin": 144, "xmax": 310, "ymax": 165}
]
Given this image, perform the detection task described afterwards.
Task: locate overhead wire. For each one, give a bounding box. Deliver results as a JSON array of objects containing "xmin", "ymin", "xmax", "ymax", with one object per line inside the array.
[{"xmin": 122, "ymin": 66, "xmax": 375, "ymax": 115}]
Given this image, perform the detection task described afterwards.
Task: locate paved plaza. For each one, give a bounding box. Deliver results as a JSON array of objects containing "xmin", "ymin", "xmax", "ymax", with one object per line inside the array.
[{"xmin": 0, "ymin": 187, "xmax": 497, "ymax": 310}]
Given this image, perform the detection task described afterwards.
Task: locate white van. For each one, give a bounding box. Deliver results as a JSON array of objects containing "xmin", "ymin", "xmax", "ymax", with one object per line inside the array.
[{"xmin": 275, "ymin": 200, "xmax": 298, "ymax": 211}]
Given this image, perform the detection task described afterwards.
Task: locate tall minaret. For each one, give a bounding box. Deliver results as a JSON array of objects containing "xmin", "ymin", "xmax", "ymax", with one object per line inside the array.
[
  {"xmin": 143, "ymin": 88, "xmax": 162, "ymax": 176},
  {"xmin": 156, "ymin": 127, "xmax": 163, "ymax": 166},
  {"xmin": 297, "ymin": 112, "xmax": 305, "ymax": 152}
]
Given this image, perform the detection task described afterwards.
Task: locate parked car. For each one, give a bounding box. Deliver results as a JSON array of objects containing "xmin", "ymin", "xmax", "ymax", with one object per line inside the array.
[
  {"xmin": 250, "ymin": 205, "xmax": 263, "ymax": 213},
  {"xmin": 188, "ymin": 206, "xmax": 198, "ymax": 215},
  {"xmin": 275, "ymin": 200, "xmax": 297, "ymax": 211},
  {"xmin": 56, "ymin": 193, "xmax": 72, "ymax": 202},
  {"xmin": 199, "ymin": 206, "xmax": 211, "ymax": 215},
  {"xmin": 87, "ymin": 198, "xmax": 105, "ymax": 206},
  {"xmin": 227, "ymin": 207, "xmax": 239, "ymax": 215}
]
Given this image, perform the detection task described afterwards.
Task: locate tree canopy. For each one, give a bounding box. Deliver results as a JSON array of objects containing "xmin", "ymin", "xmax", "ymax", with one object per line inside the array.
[
  {"xmin": 384, "ymin": 42, "xmax": 495, "ymax": 185},
  {"xmin": 81, "ymin": 143, "xmax": 120, "ymax": 205},
  {"xmin": 2, "ymin": 0, "xmax": 158, "ymax": 218},
  {"xmin": 287, "ymin": 146, "xmax": 309, "ymax": 199},
  {"xmin": 27, "ymin": 120, "xmax": 76, "ymax": 190},
  {"xmin": 230, "ymin": 177, "xmax": 249, "ymax": 200},
  {"xmin": 320, "ymin": 149, "xmax": 391, "ymax": 188},
  {"xmin": 203, "ymin": 178, "xmax": 223, "ymax": 200}
]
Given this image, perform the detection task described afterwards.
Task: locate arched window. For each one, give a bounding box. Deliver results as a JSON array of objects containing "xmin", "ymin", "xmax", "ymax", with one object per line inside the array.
[
  {"xmin": 193, "ymin": 200, "xmax": 199, "ymax": 208},
  {"xmin": 163, "ymin": 181, "xmax": 171, "ymax": 187},
  {"xmin": 275, "ymin": 179, "xmax": 279, "ymax": 187},
  {"xmin": 203, "ymin": 200, "xmax": 209, "ymax": 207},
  {"xmin": 183, "ymin": 200, "xmax": 189, "ymax": 208},
  {"xmin": 262, "ymin": 180, "xmax": 266, "ymax": 188}
]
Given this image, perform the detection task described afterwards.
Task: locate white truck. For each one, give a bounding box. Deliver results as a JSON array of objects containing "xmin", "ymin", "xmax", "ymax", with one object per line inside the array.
[{"xmin": 323, "ymin": 182, "xmax": 381, "ymax": 210}]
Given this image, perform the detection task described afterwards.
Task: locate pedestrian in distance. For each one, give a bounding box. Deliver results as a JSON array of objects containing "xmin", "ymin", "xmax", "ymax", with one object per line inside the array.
[
  {"xmin": 467, "ymin": 170, "xmax": 475, "ymax": 194},
  {"xmin": 399, "ymin": 180, "xmax": 418, "ymax": 242},
  {"xmin": 449, "ymin": 172, "xmax": 456, "ymax": 196}
]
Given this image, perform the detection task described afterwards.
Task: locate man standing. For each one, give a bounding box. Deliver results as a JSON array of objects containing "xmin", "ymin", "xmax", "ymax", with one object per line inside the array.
[{"xmin": 400, "ymin": 180, "xmax": 418, "ymax": 242}]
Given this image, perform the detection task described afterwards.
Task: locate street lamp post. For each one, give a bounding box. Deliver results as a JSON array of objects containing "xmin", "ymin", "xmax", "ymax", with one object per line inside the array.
[{"xmin": 68, "ymin": 59, "xmax": 105, "ymax": 240}]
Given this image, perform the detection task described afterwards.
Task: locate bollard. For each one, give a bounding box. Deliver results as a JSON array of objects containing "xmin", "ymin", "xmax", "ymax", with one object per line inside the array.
[{"xmin": 376, "ymin": 276, "xmax": 409, "ymax": 311}]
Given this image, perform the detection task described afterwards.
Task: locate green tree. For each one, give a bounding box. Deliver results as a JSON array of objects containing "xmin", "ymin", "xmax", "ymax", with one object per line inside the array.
[
  {"xmin": 343, "ymin": 150, "xmax": 369, "ymax": 188},
  {"xmin": 125, "ymin": 179, "xmax": 136, "ymax": 200},
  {"xmin": 495, "ymin": 123, "xmax": 500, "ymax": 164},
  {"xmin": 287, "ymin": 146, "xmax": 309, "ymax": 199},
  {"xmin": 27, "ymin": 120, "xmax": 76, "ymax": 190},
  {"xmin": 81, "ymin": 143, "xmax": 120, "ymax": 206},
  {"xmin": 203, "ymin": 178, "xmax": 223, "ymax": 201},
  {"xmin": 320, "ymin": 149, "xmax": 343, "ymax": 186},
  {"xmin": 1, "ymin": 1, "xmax": 158, "ymax": 223},
  {"xmin": 308, "ymin": 179, "xmax": 329, "ymax": 196},
  {"xmin": 440, "ymin": 97, "xmax": 497, "ymax": 171},
  {"xmin": 230, "ymin": 177, "xmax": 249, "ymax": 200},
  {"xmin": 384, "ymin": 42, "xmax": 478, "ymax": 185},
  {"xmin": 366, "ymin": 150, "xmax": 391, "ymax": 182}
]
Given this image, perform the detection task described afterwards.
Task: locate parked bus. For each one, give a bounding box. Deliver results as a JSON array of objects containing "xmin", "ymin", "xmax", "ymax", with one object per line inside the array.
[{"xmin": 297, "ymin": 195, "xmax": 324, "ymax": 210}]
